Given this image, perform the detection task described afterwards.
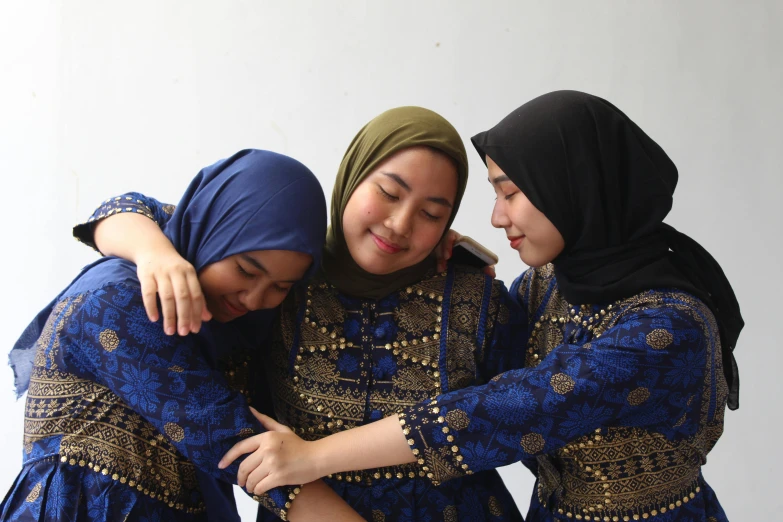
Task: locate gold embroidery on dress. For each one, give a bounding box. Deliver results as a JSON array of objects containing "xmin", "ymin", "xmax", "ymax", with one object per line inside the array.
[
  {"xmin": 270, "ymin": 267, "xmax": 500, "ymax": 485},
  {"xmin": 488, "ymin": 495, "xmax": 504, "ymax": 516},
  {"xmin": 445, "ymin": 409, "xmax": 470, "ymax": 430},
  {"xmin": 521, "ymin": 267, "xmax": 727, "ymax": 520},
  {"xmin": 646, "ymin": 328, "xmax": 674, "ymax": 350},
  {"xmin": 626, "ymin": 387, "xmax": 651, "ymax": 406},
  {"xmin": 34, "ymin": 297, "xmax": 83, "ymax": 370},
  {"xmin": 25, "ymin": 482, "xmax": 42, "ymax": 503},
  {"xmin": 99, "ymin": 329, "xmax": 120, "ymax": 351},
  {"xmin": 544, "ymin": 427, "xmax": 708, "ymax": 520},
  {"xmin": 550, "ymin": 373, "xmax": 575, "ymax": 394},
  {"xmin": 520, "ymin": 433, "xmax": 546, "ymax": 454},
  {"xmin": 25, "ymin": 367, "xmax": 204, "ymax": 514}
]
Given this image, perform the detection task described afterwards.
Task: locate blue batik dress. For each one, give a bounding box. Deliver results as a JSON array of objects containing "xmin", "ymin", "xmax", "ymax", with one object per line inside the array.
[
  {"xmin": 1, "ymin": 197, "xmax": 298, "ymax": 522},
  {"xmin": 261, "ymin": 265, "xmax": 527, "ymax": 522},
  {"xmin": 73, "ymin": 193, "xmax": 531, "ymax": 522},
  {"xmin": 399, "ymin": 264, "xmax": 730, "ymax": 522}
]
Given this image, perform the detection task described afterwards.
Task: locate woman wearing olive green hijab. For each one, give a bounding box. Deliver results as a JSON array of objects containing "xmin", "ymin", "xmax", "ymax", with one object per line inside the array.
[
  {"xmin": 251, "ymin": 106, "xmax": 525, "ymax": 520},
  {"xmin": 76, "ymin": 107, "xmax": 526, "ymax": 521}
]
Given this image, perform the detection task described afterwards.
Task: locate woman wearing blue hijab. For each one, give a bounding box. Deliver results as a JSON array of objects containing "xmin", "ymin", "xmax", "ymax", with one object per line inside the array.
[{"xmin": 1, "ymin": 150, "xmax": 357, "ymax": 521}]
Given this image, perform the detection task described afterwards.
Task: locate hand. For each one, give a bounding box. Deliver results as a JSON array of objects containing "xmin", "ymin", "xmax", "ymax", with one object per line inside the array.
[
  {"xmin": 435, "ymin": 229, "xmax": 462, "ymax": 272},
  {"xmin": 219, "ymin": 408, "xmax": 326, "ymax": 495},
  {"xmin": 136, "ymin": 249, "xmax": 211, "ymax": 336},
  {"xmin": 435, "ymin": 229, "xmax": 497, "ymax": 278}
]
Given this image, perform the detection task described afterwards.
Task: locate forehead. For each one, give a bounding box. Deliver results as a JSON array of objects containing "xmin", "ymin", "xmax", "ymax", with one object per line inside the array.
[{"xmin": 370, "ymin": 147, "xmax": 457, "ymax": 186}]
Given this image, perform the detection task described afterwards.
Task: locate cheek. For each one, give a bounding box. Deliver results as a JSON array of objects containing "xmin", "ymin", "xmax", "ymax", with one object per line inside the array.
[
  {"xmin": 413, "ymin": 221, "xmax": 447, "ymax": 250},
  {"xmin": 344, "ymin": 193, "xmax": 382, "ymax": 230}
]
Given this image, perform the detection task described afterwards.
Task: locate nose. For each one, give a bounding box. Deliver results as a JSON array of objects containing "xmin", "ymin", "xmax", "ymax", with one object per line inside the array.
[
  {"xmin": 239, "ymin": 282, "xmax": 268, "ymax": 312},
  {"xmin": 384, "ymin": 206, "xmax": 414, "ymax": 238},
  {"xmin": 491, "ymin": 199, "xmax": 510, "ymax": 229}
]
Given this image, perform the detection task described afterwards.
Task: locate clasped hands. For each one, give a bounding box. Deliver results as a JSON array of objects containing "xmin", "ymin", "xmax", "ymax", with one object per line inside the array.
[{"xmin": 219, "ymin": 408, "xmax": 330, "ymax": 495}]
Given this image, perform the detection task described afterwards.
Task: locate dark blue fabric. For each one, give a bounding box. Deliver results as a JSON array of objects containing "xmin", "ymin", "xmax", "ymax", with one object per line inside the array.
[
  {"xmin": 9, "ymin": 149, "xmax": 327, "ymax": 398},
  {"xmin": 3, "ymin": 150, "xmax": 327, "ymax": 522}
]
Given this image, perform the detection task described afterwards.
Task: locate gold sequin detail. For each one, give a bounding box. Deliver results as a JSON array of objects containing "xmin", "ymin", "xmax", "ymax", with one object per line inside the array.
[
  {"xmin": 645, "ymin": 329, "xmax": 674, "ymax": 350},
  {"xmin": 627, "ymin": 387, "xmax": 651, "ymax": 406},
  {"xmin": 164, "ymin": 422, "xmax": 185, "ymax": 442},
  {"xmin": 445, "ymin": 409, "xmax": 470, "ymax": 430},
  {"xmin": 550, "ymin": 373, "xmax": 575, "ymax": 394},
  {"xmin": 520, "ymin": 432, "xmax": 546, "ymax": 454},
  {"xmin": 99, "ymin": 329, "xmax": 120, "ymax": 352}
]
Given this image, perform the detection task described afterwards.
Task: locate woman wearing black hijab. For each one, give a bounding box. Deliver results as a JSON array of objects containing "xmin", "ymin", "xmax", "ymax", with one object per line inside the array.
[{"xmin": 214, "ymin": 91, "xmax": 743, "ymax": 522}]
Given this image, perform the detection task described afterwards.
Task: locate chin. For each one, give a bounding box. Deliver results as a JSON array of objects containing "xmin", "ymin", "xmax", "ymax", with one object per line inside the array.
[{"xmin": 361, "ymin": 262, "xmax": 397, "ymax": 275}]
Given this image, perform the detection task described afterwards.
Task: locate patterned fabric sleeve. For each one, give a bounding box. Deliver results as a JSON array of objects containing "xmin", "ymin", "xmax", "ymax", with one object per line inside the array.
[
  {"xmin": 73, "ymin": 192, "xmax": 175, "ymax": 251},
  {"xmin": 399, "ymin": 298, "xmax": 716, "ymax": 486},
  {"xmin": 477, "ymin": 279, "xmax": 528, "ymax": 381},
  {"xmin": 59, "ymin": 283, "xmax": 299, "ymax": 518}
]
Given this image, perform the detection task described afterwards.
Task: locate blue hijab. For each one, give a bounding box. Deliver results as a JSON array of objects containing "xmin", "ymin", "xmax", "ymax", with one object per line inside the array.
[{"xmin": 9, "ymin": 148, "xmax": 327, "ymax": 397}]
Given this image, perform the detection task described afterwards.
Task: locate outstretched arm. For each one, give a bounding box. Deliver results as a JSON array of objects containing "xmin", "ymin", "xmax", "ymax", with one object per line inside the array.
[{"xmin": 74, "ymin": 192, "xmax": 210, "ymax": 335}]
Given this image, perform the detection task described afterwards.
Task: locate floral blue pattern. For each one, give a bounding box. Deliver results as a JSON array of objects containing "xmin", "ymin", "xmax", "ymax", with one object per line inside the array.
[
  {"xmin": 73, "ymin": 192, "xmax": 530, "ymax": 521},
  {"xmin": 2, "ymin": 195, "xmax": 295, "ymax": 522},
  {"xmin": 257, "ymin": 265, "xmax": 527, "ymax": 522},
  {"xmin": 401, "ymin": 265, "xmax": 730, "ymax": 522}
]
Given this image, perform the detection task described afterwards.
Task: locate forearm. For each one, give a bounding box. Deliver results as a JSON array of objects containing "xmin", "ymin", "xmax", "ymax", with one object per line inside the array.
[
  {"xmin": 287, "ymin": 480, "xmax": 363, "ymax": 522},
  {"xmin": 93, "ymin": 212, "xmax": 174, "ymax": 261},
  {"xmin": 314, "ymin": 415, "xmax": 415, "ymax": 476}
]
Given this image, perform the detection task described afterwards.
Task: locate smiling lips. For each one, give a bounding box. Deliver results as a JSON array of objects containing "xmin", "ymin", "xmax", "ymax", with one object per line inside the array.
[
  {"xmin": 371, "ymin": 232, "xmax": 405, "ymax": 254},
  {"xmin": 223, "ymin": 298, "xmax": 248, "ymax": 318},
  {"xmin": 508, "ymin": 235, "xmax": 525, "ymax": 249}
]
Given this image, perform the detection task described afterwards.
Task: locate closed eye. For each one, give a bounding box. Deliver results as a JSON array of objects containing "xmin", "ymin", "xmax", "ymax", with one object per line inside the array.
[
  {"xmin": 377, "ymin": 185, "xmax": 399, "ymax": 201},
  {"xmin": 421, "ymin": 210, "xmax": 442, "ymax": 221},
  {"xmin": 236, "ymin": 263, "xmax": 254, "ymax": 279}
]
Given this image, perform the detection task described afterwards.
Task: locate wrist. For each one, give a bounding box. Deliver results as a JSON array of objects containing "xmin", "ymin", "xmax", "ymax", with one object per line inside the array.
[{"xmin": 310, "ymin": 437, "xmax": 339, "ymax": 478}]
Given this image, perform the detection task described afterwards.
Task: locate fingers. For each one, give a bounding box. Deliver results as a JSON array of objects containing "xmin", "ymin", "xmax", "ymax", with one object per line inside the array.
[
  {"xmin": 445, "ymin": 229, "xmax": 461, "ymax": 252},
  {"xmin": 250, "ymin": 408, "xmax": 292, "ymax": 433},
  {"xmin": 156, "ymin": 277, "xmax": 178, "ymax": 336},
  {"xmin": 172, "ymin": 276, "xmax": 194, "ymax": 337},
  {"xmin": 139, "ymin": 273, "xmax": 160, "ymax": 323},
  {"xmin": 237, "ymin": 450, "xmax": 265, "ymax": 487},
  {"xmin": 246, "ymin": 464, "xmax": 272, "ymax": 495},
  {"xmin": 219, "ymin": 437, "xmax": 262, "ymax": 469},
  {"xmin": 483, "ymin": 265, "xmax": 496, "ymax": 278},
  {"xmin": 252, "ymin": 474, "xmax": 284, "ymax": 496}
]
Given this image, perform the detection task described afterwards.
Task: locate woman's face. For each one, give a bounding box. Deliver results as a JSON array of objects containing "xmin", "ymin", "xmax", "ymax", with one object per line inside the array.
[
  {"xmin": 342, "ymin": 146, "xmax": 458, "ymax": 275},
  {"xmin": 199, "ymin": 249, "xmax": 312, "ymax": 322},
  {"xmin": 487, "ymin": 155, "xmax": 565, "ymax": 267}
]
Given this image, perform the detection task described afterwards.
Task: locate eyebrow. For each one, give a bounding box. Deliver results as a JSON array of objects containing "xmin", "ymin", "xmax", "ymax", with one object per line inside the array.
[
  {"xmin": 489, "ymin": 175, "xmax": 511, "ymax": 185},
  {"xmin": 241, "ymin": 254, "xmax": 300, "ymax": 283},
  {"xmin": 382, "ymin": 172, "xmax": 453, "ymax": 208}
]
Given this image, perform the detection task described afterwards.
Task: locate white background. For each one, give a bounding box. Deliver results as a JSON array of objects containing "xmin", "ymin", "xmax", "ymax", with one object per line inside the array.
[{"xmin": 1, "ymin": 1, "xmax": 780, "ymax": 519}]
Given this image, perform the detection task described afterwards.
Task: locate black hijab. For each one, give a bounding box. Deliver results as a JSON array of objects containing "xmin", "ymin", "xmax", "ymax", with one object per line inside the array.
[{"xmin": 472, "ymin": 90, "xmax": 743, "ymax": 410}]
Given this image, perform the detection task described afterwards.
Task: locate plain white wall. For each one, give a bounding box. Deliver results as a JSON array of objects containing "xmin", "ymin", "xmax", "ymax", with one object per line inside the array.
[{"xmin": 1, "ymin": 1, "xmax": 780, "ymax": 519}]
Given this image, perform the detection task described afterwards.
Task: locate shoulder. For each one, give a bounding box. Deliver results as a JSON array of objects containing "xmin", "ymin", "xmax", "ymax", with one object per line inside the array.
[
  {"xmin": 63, "ymin": 258, "xmax": 141, "ymax": 299},
  {"xmin": 511, "ymin": 264, "xmax": 568, "ymax": 320},
  {"xmin": 611, "ymin": 289, "xmax": 719, "ymax": 347}
]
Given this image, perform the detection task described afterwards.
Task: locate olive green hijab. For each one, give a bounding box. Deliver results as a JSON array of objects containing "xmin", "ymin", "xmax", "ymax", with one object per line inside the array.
[{"xmin": 322, "ymin": 106, "xmax": 468, "ymax": 299}]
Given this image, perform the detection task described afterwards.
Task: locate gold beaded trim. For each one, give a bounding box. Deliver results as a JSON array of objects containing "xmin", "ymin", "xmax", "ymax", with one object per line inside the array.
[
  {"xmin": 325, "ymin": 462, "xmax": 424, "ymax": 485},
  {"xmin": 553, "ymin": 485, "xmax": 702, "ymax": 521},
  {"xmin": 87, "ymin": 197, "xmax": 155, "ymax": 224},
  {"xmin": 59, "ymin": 450, "xmax": 205, "ymax": 514},
  {"xmin": 253, "ymin": 485, "xmax": 301, "ymax": 521},
  {"xmin": 398, "ymin": 405, "xmax": 473, "ymax": 487}
]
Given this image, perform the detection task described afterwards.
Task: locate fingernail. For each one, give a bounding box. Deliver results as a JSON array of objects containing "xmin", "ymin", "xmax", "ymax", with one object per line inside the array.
[
  {"xmin": 217, "ymin": 461, "xmax": 225, "ymax": 469},
  {"xmin": 166, "ymin": 327, "xmax": 175, "ymax": 335}
]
